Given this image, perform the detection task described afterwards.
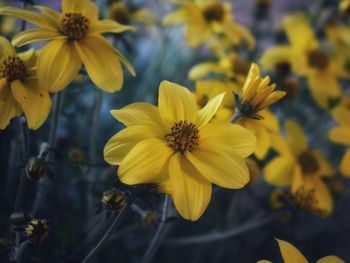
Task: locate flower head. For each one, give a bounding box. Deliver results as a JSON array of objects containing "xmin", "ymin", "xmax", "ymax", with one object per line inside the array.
[
  {"xmin": 0, "ymin": 0, "xmax": 136, "ymax": 93},
  {"xmin": 0, "ymin": 37, "xmax": 51, "ymax": 130},
  {"xmin": 104, "ymin": 81, "xmax": 256, "ymax": 220}
]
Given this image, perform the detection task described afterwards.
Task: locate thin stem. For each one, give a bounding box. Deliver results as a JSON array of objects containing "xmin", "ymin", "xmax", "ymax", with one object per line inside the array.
[
  {"xmin": 81, "ymin": 202, "xmax": 131, "ymax": 263},
  {"xmin": 14, "ymin": 239, "xmax": 31, "ymax": 263},
  {"xmin": 89, "ymin": 90, "xmax": 103, "ymax": 164},
  {"xmin": 141, "ymin": 195, "xmax": 170, "ymax": 263},
  {"xmin": 164, "ymin": 214, "xmax": 274, "ymax": 246},
  {"xmin": 230, "ymin": 108, "xmax": 242, "ymax": 123}
]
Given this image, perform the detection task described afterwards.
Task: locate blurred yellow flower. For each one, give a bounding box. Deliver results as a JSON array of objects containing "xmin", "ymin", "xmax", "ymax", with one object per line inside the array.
[
  {"xmin": 329, "ymin": 96, "xmax": 350, "ymax": 177},
  {"xmin": 163, "ymin": 0, "xmax": 255, "ymax": 49},
  {"xmin": 0, "ymin": 0, "xmax": 136, "ymax": 93},
  {"xmin": 264, "ymin": 120, "xmax": 334, "ymax": 216},
  {"xmin": 104, "ymin": 81, "xmax": 256, "ymax": 220},
  {"xmin": 339, "ymin": 0, "xmax": 350, "ymax": 15},
  {"xmin": 0, "ymin": 37, "xmax": 51, "ymax": 130},
  {"xmin": 258, "ymin": 238, "xmax": 345, "ymax": 263}
]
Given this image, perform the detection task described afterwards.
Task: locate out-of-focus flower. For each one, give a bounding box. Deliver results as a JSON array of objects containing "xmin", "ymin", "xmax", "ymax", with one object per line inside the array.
[
  {"xmin": 104, "ymin": 81, "xmax": 256, "ymax": 220},
  {"xmin": 101, "ymin": 189, "xmax": 127, "ymax": 212},
  {"xmin": 107, "ymin": 2, "xmax": 156, "ymax": 26},
  {"xmin": 261, "ymin": 14, "xmax": 348, "ymax": 109},
  {"xmin": 329, "ymin": 96, "xmax": 350, "ymax": 177},
  {"xmin": 264, "ymin": 120, "xmax": 334, "ymax": 216},
  {"xmin": 143, "ymin": 211, "xmax": 159, "ymax": 225},
  {"xmin": 279, "ymin": 78, "xmax": 300, "ymax": 99},
  {"xmin": 0, "ymin": 37, "xmax": 51, "ymax": 130},
  {"xmin": 258, "ymin": 239, "xmax": 345, "ymax": 263},
  {"xmin": 0, "ymin": 0, "xmax": 136, "ymax": 93},
  {"xmin": 163, "ymin": 0, "xmax": 255, "ymax": 49},
  {"xmin": 24, "ymin": 219, "xmax": 49, "ymax": 243},
  {"xmin": 339, "ymin": 0, "xmax": 350, "ymax": 16},
  {"xmin": 194, "ymin": 80, "xmax": 235, "ymax": 121},
  {"xmin": 246, "ymin": 158, "xmax": 260, "ymax": 184},
  {"xmin": 68, "ymin": 148, "xmax": 86, "ymax": 165}
]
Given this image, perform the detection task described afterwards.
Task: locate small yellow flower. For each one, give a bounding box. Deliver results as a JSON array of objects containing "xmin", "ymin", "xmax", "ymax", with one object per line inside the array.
[
  {"xmin": 264, "ymin": 120, "xmax": 334, "ymax": 216},
  {"xmin": 339, "ymin": 0, "xmax": 350, "ymax": 15},
  {"xmin": 163, "ymin": 0, "xmax": 255, "ymax": 49},
  {"xmin": 0, "ymin": 37, "xmax": 51, "ymax": 130},
  {"xmin": 258, "ymin": 239, "xmax": 345, "ymax": 263},
  {"xmin": 0, "ymin": 0, "xmax": 136, "ymax": 93},
  {"xmin": 329, "ymin": 96, "xmax": 350, "ymax": 177},
  {"xmin": 104, "ymin": 81, "xmax": 256, "ymax": 220}
]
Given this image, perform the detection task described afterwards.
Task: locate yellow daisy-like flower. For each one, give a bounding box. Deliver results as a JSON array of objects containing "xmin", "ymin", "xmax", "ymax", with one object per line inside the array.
[
  {"xmin": 260, "ymin": 14, "xmax": 347, "ymax": 109},
  {"xmin": 0, "ymin": 37, "xmax": 51, "ymax": 130},
  {"xmin": 263, "ymin": 120, "xmax": 334, "ymax": 216},
  {"xmin": 258, "ymin": 239, "xmax": 344, "ymax": 263},
  {"xmin": 0, "ymin": 0, "xmax": 136, "ymax": 93},
  {"xmin": 163, "ymin": 0, "xmax": 255, "ymax": 49},
  {"xmin": 329, "ymin": 96, "xmax": 350, "ymax": 177},
  {"xmin": 194, "ymin": 80, "xmax": 235, "ymax": 121},
  {"xmin": 103, "ymin": 81, "xmax": 256, "ymax": 221}
]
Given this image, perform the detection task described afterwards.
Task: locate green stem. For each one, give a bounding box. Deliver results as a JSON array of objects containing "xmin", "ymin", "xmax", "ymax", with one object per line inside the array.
[
  {"xmin": 81, "ymin": 202, "xmax": 131, "ymax": 263},
  {"xmin": 89, "ymin": 90, "xmax": 103, "ymax": 164}
]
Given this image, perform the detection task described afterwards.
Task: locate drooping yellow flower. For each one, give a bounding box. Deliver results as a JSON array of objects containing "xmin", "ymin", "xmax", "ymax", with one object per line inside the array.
[
  {"xmin": 194, "ymin": 80, "xmax": 235, "ymax": 121},
  {"xmin": 264, "ymin": 120, "xmax": 334, "ymax": 216},
  {"xmin": 107, "ymin": 2, "xmax": 156, "ymax": 26},
  {"xmin": 104, "ymin": 81, "xmax": 256, "ymax": 220},
  {"xmin": 0, "ymin": 37, "xmax": 51, "ymax": 130},
  {"xmin": 260, "ymin": 14, "xmax": 348, "ymax": 109},
  {"xmin": 258, "ymin": 239, "xmax": 345, "ymax": 263},
  {"xmin": 163, "ymin": 0, "xmax": 255, "ymax": 49},
  {"xmin": 329, "ymin": 96, "xmax": 350, "ymax": 177},
  {"xmin": 0, "ymin": 0, "xmax": 136, "ymax": 93}
]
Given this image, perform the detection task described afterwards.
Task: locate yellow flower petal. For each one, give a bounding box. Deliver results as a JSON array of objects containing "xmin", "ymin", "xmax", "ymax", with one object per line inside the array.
[
  {"xmin": 331, "ymin": 106, "xmax": 350, "ymax": 126},
  {"xmin": 185, "ymin": 25, "xmax": 211, "ymax": 48},
  {"xmin": 258, "ymin": 110, "xmax": 280, "ymax": 133},
  {"xmin": 311, "ymin": 150, "xmax": 333, "ymax": 177},
  {"xmin": 163, "ymin": 6, "xmax": 190, "ymax": 25},
  {"xmin": 118, "ymin": 138, "xmax": 173, "ymax": 185},
  {"xmin": 308, "ymin": 75, "xmax": 341, "ymax": 109},
  {"xmin": 260, "ymin": 45, "xmax": 292, "ymax": 70},
  {"xmin": 271, "ymin": 134, "xmax": 293, "ymax": 157},
  {"xmin": 37, "ymin": 38, "xmax": 81, "ymax": 92},
  {"xmin": 285, "ymin": 120, "xmax": 308, "ymax": 156},
  {"xmin": 62, "ymin": 0, "xmax": 98, "ymax": 25},
  {"xmin": 254, "ymin": 125, "xmax": 271, "ymax": 160},
  {"xmin": 33, "ymin": 5, "xmax": 61, "ymax": 24},
  {"xmin": 257, "ymin": 260, "xmax": 273, "ymax": 263},
  {"xmin": 12, "ymin": 28, "xmax": 63, "ymax": 47},
  {"xmin": 340, "ymin": 148, "xmax": 350, "ymax": 177},
  {"xmin": 17, "ymin": 49, "xmax": 37, "ymax": 70},
  {"xmin": 199, "ymin": 123, "xmax": 256, "ymax": 158},
  {"xmin": 90, "ymin": 19, "xmax": 136, "ymax": 34},
  {"xmin": 316, "ymin": 255, "xmax": 345, "ymax": 263},
  {"xmin": 0, "ymin": 79, "xmax": 21, "ymax": 129},
  {"xmin": 188, "ymin": 62, "xmax": 224, "ymax": 80},
  {"xmin": 263, "ymin": 156, "xmax": 295, "ymax": 186},
  {"xmin": 11, "ymin": 80, "xmax": 51, "ymax": 130},
  {"xmin": 158, "ymin": 180, "xmax": 172, "ymax": 195},
  {"xmin": 0, "ymin": 36, "xmax": 16, "ymax": 57},
  {"xmin": 196, "ymin": 93, "xmax": 225, "ymax": 128},
  {"xmin": 74, "ymin": 34, "xmax": 128, "ymax": 92},
  {"xmin": 158, "ymin": 81, "xmax": 197, "ymax": 126},
  {"xmin": 169, "ymin": 154, "xmax": 211, "ymax": 221},
  {"xmin": 276, "ymin": 239, "xmax": 309, "ymax": 263},
  {"xmin": 186, "ymin": 144, "xmax": 249, "ymax": 189},
  {"xmin": 329, "ymin": 127, "xmax": 350, "ymax": 145},
  {"xmin": 104, "ymin": 125, "xmax": 162, "ymax": 165}
]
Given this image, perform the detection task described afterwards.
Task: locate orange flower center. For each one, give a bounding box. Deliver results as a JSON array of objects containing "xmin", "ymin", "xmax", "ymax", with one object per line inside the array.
[
  {"xmin": 0, "ymin": 56, "xmax": 27, "ymax": 82},
  {"xmin": 307, "ymin": 49, "xmax": 329, "ymax": 70},
  {"xmin": 298, "ymin": 150, "xmax": 320, "ymax": 174},
  {"xmin": 60, "ymin": 13, "xmax": 89, "ymax": 41},
  {"xmin": 202, "ymin": 3, "xmax": 225, "ymax": 23},
  {"xmin": 165, "ymin": 121, "xmax": 199, "ymax": 154}
]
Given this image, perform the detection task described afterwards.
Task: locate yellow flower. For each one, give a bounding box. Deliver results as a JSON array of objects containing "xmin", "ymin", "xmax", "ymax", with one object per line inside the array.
[
  {"xmin": 107, "ymin": 2, "xmax": 156, "ymax": 26},
  {"xmin": 260, "ymin": 14, "xmax": 347, "ymax": 109},
  {"xmin": 103, "ymin": 81, "xmax": 256, "ymax": 220},
  {"xmin": 163, "ymin": 0, "xmax": 255, "ymax": 49},
  {"xmin": 0, "ymin": 0, "xmax": 136, "ymax": 93},
  {"xmin": 258, "ymin": 238, "xmax": 345, "ymax": 263},
  {"xmin": 238, "ymin": 63, "xmax": 285, "ymax": 117},
  {"xmin": 339, "ymin": 0, "xmax": 350, "ymax": 15},
  {"xmin": 0, "ymin": 37, "xmax": 51, "ymax": 130},
  {"xmin": 194, "ymin": 80, "xmax": 235, "ymax": 121},
  {"xmin": 329, "ymin": 96, "xmax": 350, "ymax": 177},
  {"xmin": 263, "ymin": 120, "xmax": 334, "ymax": 216}
]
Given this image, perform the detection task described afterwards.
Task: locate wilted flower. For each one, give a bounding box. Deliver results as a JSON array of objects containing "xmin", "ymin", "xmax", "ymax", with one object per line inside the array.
[
  {"xmin": 101, "ymin": 189, "xmax": 127, "ymax": 212},
  {"xmin": 24, "ymin": 219, "xmax": 49, "ymax": 243}
]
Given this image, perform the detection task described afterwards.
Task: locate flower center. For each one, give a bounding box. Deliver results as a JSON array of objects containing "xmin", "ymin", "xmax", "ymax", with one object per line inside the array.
[
  {"xmin": 307, "ymin": 49, "xmax": 329, "ymax": 70},
  {"xmin": 298, "ymin": 150, "xmax": 320, "ymax": 174},
  {"xmin": 275, "ymin": 61, "xmax": 291, "ymax": 77},
  {"xmin": 165, "ymin": 121, "xmax": 200, "ymax": 154},
  {"xmin": 60, "ymin": 12, "xmax": 89, "ymax": 41},
  {"xmin": 0, "ymin": 56, "xmax": 27, "ymax": 82},
  {"xmin": 292, "ymin": 187, "xmax": 325, "ymax": 216},
  {"xmin": 202, "ymin": 3, "xmax": 225, "ymax": 23}
]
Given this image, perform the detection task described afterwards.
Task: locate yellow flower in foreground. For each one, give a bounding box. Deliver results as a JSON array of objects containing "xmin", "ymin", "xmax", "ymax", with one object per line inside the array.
[
  {"xmin": 0, "ymin": 37, "xmax": 51, "ymax": 130},
  {"xmin": 264, "ymin": 120, "xmax": 334, "ymax": 216},
  {"xmin": 163, "ymin": 0, "xmax": 254, "ymax": 49},
  {"xmin": 258, "ymin": 239, "xmax": 344, "ymax": 263},
  {"xmin": 104, "ymin": 81, "xmax": 256, "ymax": 220},
  {"xmin": 0, "ymin": 0, "xmax": 136, "ymax": 93},
  {"xmin": 329, "ymin": 96, "xmax": 350, "ymax": 177}
]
